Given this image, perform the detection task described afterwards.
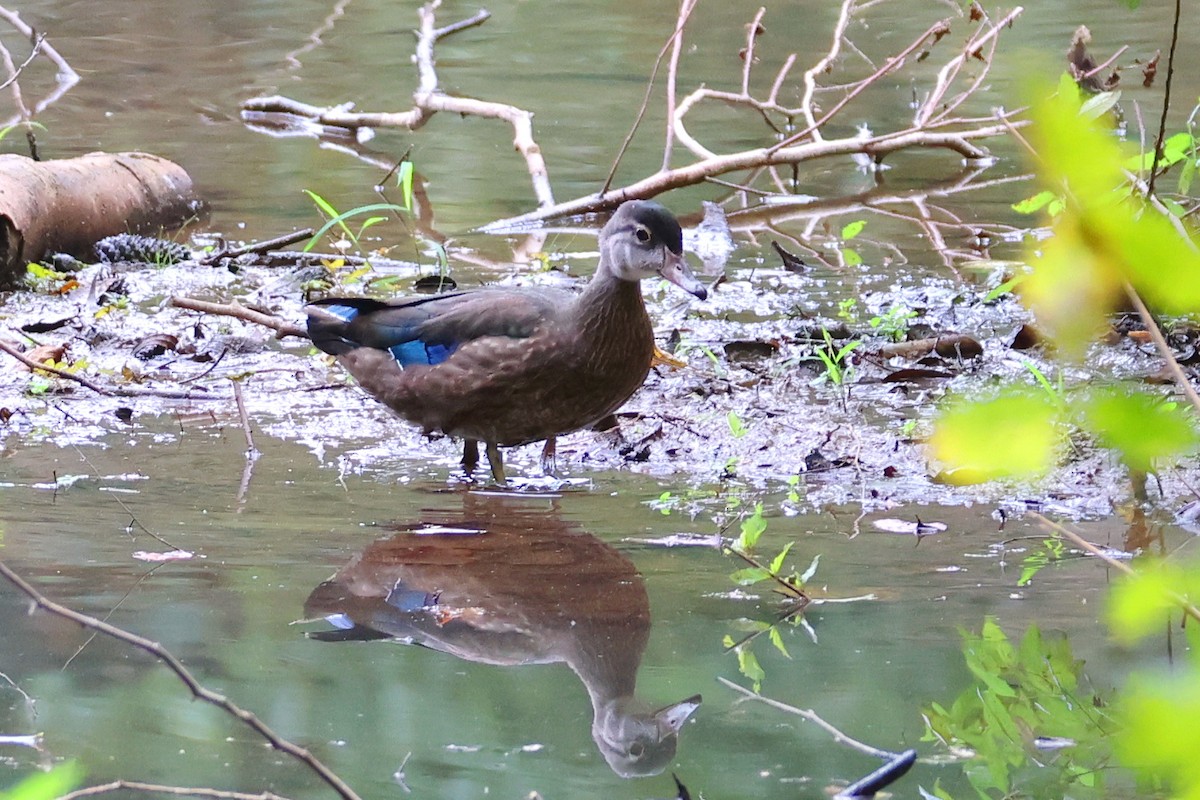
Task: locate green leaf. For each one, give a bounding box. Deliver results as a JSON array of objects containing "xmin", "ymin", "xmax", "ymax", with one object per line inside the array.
[
  {"xmin": 768, "ymin": 626, "xmax": 791, "ymax": 658},
  {"xmin": 736, "ymin": 647, "xmax": 765, "ymax": 691},
  {"xmin": 1116, "ymin": 674, "xmax": 1200, "ymax": 797},
  {"xmin": 1082, "ymin": 389, "xmax": 1200, "ymax": 472},
  {"xmin": 768, "ymin": 541, "xmax": 794, "ymax": 574},
  {"xmin": 841, "ymin": 220, "xmax": 866, "ymax": 240},
  {"xmin": 1, "ymin": 763, "xmax": 84, "ymax": 800},
  {"xmin": 931, "ymin": 390, "xmax": 1060, "ymax": 483},
  {"xmin": 1179, "ymin": 153, "xmax": 1196, "ymax": 195},
  {"xmin": 730, "ymin": 566, "xmax": 770, "ymax": 585},
  {"xmin": 982, "ymin": 273, "xmax": 1028, "ymax": 303},
  {"xmin": 727, "ymin": 410, "xmax": 748, "ymax": 438},
  {"xmin": 843, "ymin": 247, "xmax": 863, "ymax": 267},
  {"xmin": 734, "ymin": 505, "xmax": 766, "ymax": 551},
  {"xmin": 1011, "ymin": 190, "xmax": 1059, "ymax": 215},
  {"xmin": 397, "ymin": 160, "xmax": 415, "ymax": 210},
  {"xmin": 1106, "ymin": 560, "xmax": 1197, "ymax": 644}
]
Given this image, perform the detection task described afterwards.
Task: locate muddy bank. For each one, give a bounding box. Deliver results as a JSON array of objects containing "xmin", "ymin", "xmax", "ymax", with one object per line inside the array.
[{"xmin": 0, "ymin": 230, "xmax": 1187, "ymax": 522}]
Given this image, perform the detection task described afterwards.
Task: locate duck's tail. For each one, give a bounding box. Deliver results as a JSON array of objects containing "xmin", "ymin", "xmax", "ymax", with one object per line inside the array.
[{"xmin": 305, "ymin": 297, "xmax": 391, "ymax": 356}]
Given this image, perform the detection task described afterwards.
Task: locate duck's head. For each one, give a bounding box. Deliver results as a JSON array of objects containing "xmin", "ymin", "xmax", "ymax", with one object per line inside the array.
[{"xmin": 599, "ymin": 200, "xmax": 707, "ymax": 300}]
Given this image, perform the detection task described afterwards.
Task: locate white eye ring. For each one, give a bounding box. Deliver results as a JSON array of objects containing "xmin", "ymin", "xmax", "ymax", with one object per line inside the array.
[{"xmin": 634, "ymin": 227, "xmax": 651, "ymax": 243}]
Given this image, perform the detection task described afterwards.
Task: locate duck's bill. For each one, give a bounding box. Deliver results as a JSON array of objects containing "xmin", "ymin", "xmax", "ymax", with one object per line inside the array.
[{"xmin": 660, "ymin": 251, "xmax": 708, "ymax": 300}]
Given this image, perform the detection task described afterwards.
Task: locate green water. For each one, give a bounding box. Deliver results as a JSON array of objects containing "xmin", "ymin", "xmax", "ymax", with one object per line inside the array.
[{"xmin": 1, "ymin": 0, "xmax": 1194, "ymax": 797}]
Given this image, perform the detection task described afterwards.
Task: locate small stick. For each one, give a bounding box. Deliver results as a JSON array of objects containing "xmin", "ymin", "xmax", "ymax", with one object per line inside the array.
[
  {"xmin": 1123, "ymin": 283, "xmax": 1200, "ymax": 415},
  {"xmin": 202, "ymin": 228, "xmax": 315, "ymax": 263},
  {"xmin": 1028, "ymin": 511, "xmax": 1200, "ymax": 626},
  {"xmin": 59, "ymin": 782, "xmax": 291, "ymax": 800},
  {"xmin": 231, "ymin": 379, "xmax": 258, "ymax": 455},
  {"xmin": 718, "ymin": 677, "xmax": 899, "ymax": 759},
  {"xmin": 0, "ymin": 339, "xmax": 218, "ymax": 400},
  {"xmin": 169, "ymin": 297, "xmax": 308, "ymax": 339},
  {"xmin": 0, "ymin": 559, "xmax": 363, "ymax": 800}
]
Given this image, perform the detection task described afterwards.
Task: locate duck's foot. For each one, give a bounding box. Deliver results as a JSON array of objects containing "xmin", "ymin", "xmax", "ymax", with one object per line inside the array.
[
  {"xmin": 461, "ymin": 439, "xmax": 480, "ymax": 478},
  {"xmin": 539, "ymin": 437, "xmax": 557, "ymax": 476},
  {"xmin": 485, "ymin": 441, "xmax": 508, "ymax": 484}
]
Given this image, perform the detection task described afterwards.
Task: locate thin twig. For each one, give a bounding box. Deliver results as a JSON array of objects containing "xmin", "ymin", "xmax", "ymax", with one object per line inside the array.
[
  {"xmin": 1028, "ymin": 511, "xmax": 1200, "ymax": 625},
  {"xmin": 0, "ymin": 5, "xmax": 80, "ymax": 127},
  {"xmin": 0, "ymin": 32, "xmax": 43, "ymax": 92},
  {"xmin": 231, "ymin": 379, "xmax": 258, "ymax": 455},
  {"xmin": 1146, "ymin": 0, "xmax": 1181, "ymax": 196},
  {"xmin": 0, "ymin": 339, "xmax": 218, "ymax": 400},
  {"xmin": 718, "ymin": 677, "xmax": 899, "ymax": 759},
  {"xmin": 202, "ymin": 229, "xmax": 315, "ymax": 263},
  {"xmin": 602, "ymin": 0, "xmax": 696, "ymax": 190},
  {"xmin": 169, "ymin": 297, "xmax": 308, "ymax": 339},
  {"xmin": 68, "ymin": 444, "xmax": 188, "ymax": 553},
  {"xmin": 659, "ymin": 0, "xmax": 699, "ymax": 173},
  {"xmin": 1122, "ymin": 283, "xmax": 1200, "ymax": 416},
  {"xmin": 798, "ymin": 0, "xmax": 856, "ymax": 144},
  {"xmin": 0, "ymin": 560, "xmax": 363, "ymax": 800},
  {"xmin": 59, "ymin": 781, "xmax": 291, "ymax": 800}
]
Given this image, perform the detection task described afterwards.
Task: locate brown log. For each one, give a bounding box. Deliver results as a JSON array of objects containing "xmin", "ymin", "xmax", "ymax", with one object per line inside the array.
[{"xmin": 0, "ymin": 152, "xmax": 202, "ymax": 286}]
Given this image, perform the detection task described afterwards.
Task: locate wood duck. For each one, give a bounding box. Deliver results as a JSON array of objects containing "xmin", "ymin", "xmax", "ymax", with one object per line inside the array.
[
  {"xmin": 303, "ymin": 495, "xmax": 701, "ymax": 776},
  {"xmin": 306, "ymin": 200, "xmax": 706, "ymax": 482}
]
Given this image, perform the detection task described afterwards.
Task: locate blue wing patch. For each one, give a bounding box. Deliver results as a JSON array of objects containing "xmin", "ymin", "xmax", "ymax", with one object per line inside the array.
[
  {"xmin": 388, "ymin": 340, "xmax": 458, "ymax": 366},
  {"xmin": 322, "ymin": 304, "xmax": 362, "ymax": 322}
]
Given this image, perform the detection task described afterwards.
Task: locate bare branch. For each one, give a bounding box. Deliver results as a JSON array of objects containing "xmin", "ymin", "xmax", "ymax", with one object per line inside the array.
[
  {"xmin": 0, "ymin": 5, "xmax": 80, "ymax": 127},
  {"xmin": 915, "ymin": 6, "xmax": 1024, "ymax": 127},
  {"xmin": 480, "ymin": 118, "xmax": 1023, "ymax": 230},
  {"xmin": 799, "ymin": 0, "xmax": 856, "ymax": 143},
  {"xmin": 242, "ymin": 2, "xmax": 553, "ymax": 208},
  {"xmin": 169, "ymin": 297, "xmax": 308, "ymax": 339}
]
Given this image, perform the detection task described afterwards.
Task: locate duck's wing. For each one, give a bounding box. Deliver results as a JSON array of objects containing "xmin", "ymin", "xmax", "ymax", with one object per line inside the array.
[{"xmin": 306, "ymin": 290, "xmax": 565, "ymax": 367}]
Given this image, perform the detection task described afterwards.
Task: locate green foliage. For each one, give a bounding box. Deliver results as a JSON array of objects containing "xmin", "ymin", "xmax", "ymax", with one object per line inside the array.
[
  {"xmin": 931, "ymin": 391, "xmax": 1059, "ymax": 484},
  {"xmin": 1020, "ymin": 360, "xmax": 1064, "ymax": 409},
  {"xmin": 868, "ymin": 305, "xmax": 917, "ymax": 343},
  {"xmin": 731, "ymin": 503, "xmax": 767, "ymax": 552},
  {"xmin": 727, "ymin": 504, "xmax": 816, "ymax": 596},
  {"xmin": 302, "ymin": 191, "xmax": 409, "ymax": 285},
  {"xmin": 922, "ymin": 620, "xmax": 1114, "ymax": 799},
  {"xmin": 840, "ymin": 219, "xmax": 866, "ymax": 266},
  {"xmin": 24, "ymin": 262, "xmax": 72, "ymax": 293},
  {"xmin": 811, "ymin": 328, "xmax": 861, "ymax": 387},
  {"xmin": 0, "ymin": 763, "xmax": 83, "ymax": 800},
  {"xmin": 1016, "ymin": 532, "xmax": 1064, "ymax": 587},
  {"xmin": 932, "ymin": 75, "xmax": 1200, "ymax": 485},
  {"xmin": 1083, "ymin": 390, "xmax": 1200, "ymax": 473},
  {"xmin": 1107, "ymin": 560, "xmax": 1200, "ymax": 799},
  {"xmin": 1117, "ymin": 675, "xmax": 1200, "ymax": 800},
  {"xmin": 0, "ymin": 121, "xmax": 47, "ymax": 142},
  {"xmin": 727, "ymin": 410, "xmax": 748, "ymax": 439},
  {"xmin": 396, "ymin": 160, "xmax": 415, "ymax": 210},
  {"xmin": 1106, "ymin": 560, "xmax": 1200, "ymax": 646},
  {"xmin": 1011, "ymin": 189, "xmax": 1064, "ymax": 217}
]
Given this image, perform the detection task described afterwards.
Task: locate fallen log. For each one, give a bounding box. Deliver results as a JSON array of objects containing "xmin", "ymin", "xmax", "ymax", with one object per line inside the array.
[{"xmin": 0, "ymin": 151, "xmax": 203, "ymax": 287}]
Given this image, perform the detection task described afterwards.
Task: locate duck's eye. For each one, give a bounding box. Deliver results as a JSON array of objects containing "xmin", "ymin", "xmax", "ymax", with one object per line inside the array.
[{"xmin": 634, "ymin": 227, "xmax": 651, "ymax": 243}]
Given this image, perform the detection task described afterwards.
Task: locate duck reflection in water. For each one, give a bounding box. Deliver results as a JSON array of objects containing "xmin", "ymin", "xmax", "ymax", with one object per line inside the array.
[{"xmin": 303, "ymin": 494, "xmax": 701, "ymax": 777}]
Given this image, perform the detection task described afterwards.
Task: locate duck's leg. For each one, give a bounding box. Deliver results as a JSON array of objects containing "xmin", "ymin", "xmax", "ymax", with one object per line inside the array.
[
  {"xmin": 540, "ymin": 437, "xmax": 557, "ymax": 475},
  {"xmin": 485, "ymin": 441, "xmax": 507, "ymax": 484},
  {"xmin": 461, "ymin": 439, "xmax": 480, "ymax": 477}
]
